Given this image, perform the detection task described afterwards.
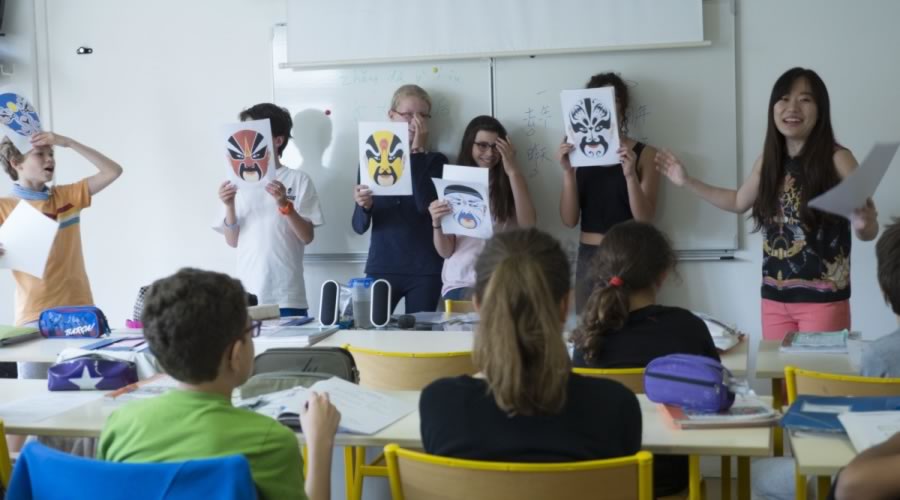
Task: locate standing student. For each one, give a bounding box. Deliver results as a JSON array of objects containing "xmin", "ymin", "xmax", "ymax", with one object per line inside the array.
[
  {"xmin": 571, "ymin": 220, "xmax": 718, "ymax": 497},
  {"xmin": 420, "ymin": 228, "xmax": 641, "ymax": 463},
  {"xmin": 352, "ymin": 84, "xmax": 447, "ymax": 313},
  {"xmin": 97, "ymin": 268, "xmax": 340, "ymax": 500},
  {"xmin": 0, "ymin": 132, "xmax": 123, "ymax": 368},
  {"xmin": 428, "ymin": 115, "xmax": 536, "ymax": 302},
  {"xmin": 216, "ymin": 103, "xmax": 323, "ymax": 317},
  {"xmin": 656, "ymin": 67, "xmax": 879, "ymax": 340},
  {"xmin": 558, "ymin": 72, "xmax": 661, "ymax": 313}
]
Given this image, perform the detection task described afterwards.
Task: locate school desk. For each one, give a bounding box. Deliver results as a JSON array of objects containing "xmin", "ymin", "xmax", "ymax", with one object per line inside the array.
[
  {"xmin": 0, "ymin": 330, "xmax": 140, "ymax": 364},
  {"xmin": 754, "ymin": 340, "xmax": 856, "ymax": 456},
  {"xmin": 788, "ymin": 432, "xmax": 856, "ymax": 500},
  {"xmin": 0, "ymin": 378, "xmax": 770, "ymax": 500}
]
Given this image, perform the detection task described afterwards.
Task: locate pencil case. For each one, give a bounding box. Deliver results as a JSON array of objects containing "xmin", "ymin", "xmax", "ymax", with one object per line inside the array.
[
  {"xmin": 39, "ymin": 306, "xmax": 111, "ymax": 338},
  {"xmin": 644, "ymin": 354, "xmax": 735, "ymax": 412},
  {"xmin": 48, "ymin": 355, "xmax": 138, "ymax": 391}
]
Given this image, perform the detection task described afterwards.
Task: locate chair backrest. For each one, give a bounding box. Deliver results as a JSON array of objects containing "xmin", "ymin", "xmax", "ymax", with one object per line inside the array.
[
  {"xmin": 785, "ymin": 366, "xmax": 900, "ymax": 403},
  {"xmin": 572, "ymin": 367, "xmax": 646, "ymax": 394},
  {"xmin": 345, "ymin": 344, "xmax": 476, "ymax": 390},
  {"xmin": 0, "ymin": 419, "xmax": 12, "ymax": 490},
  {"xmin": 384, "ymin": 444, "xmax": 653, "ymax": 500},
  {"xmin": 6, "ymin": 442, "xmax": 257, "ymax": 500},
  {"xmin": 445, "ymin": 300, "xmax": 476, "ymax": 314}
]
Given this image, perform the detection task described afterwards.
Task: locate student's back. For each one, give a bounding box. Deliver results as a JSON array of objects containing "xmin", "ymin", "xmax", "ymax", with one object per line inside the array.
[
  {"xmin": 419, "ymin": 228, "xmax": 642, "ymax": 467},
  {"xmin": 573, "ymin": 304, "xmax": 719, "ymax": 368},
  {"xmin": 421, "ymin": 373, "xmax": 640, "ymax": 462},
  {"xmin": 571, "ymin": 221, "xmax": 719, "ymax": 496},
  {"xmin": 98, "ymin": 389, "xmax": 302, "ymax": 500}
]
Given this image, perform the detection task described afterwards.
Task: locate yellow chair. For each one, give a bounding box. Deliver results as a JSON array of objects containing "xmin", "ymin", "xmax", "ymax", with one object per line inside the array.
[
  {"xmin": 344, "ymin": 345, "xmax": 477, "ymax": 500},
  {"xmin": 573, "ymin": 367, "xmax": 645, "ymax": 393},
  {"xmin": 1, "ymin": 419, "xmax": 12, "ymax": 489},
  {"xmin": 444, "ymin": 299, "xmax": 476, "ymax": 313},
  {"xmin": 785, "ymin": 366, "xmax": 900, "ymax": 500},
  {"xmin": 384, "ymin": 443, "xmax": 653, "ymax": 500}
]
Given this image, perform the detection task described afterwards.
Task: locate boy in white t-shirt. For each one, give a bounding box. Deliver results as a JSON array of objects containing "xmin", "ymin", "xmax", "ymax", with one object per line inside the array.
[{"xmin": 215, "ymin": 103, "xmax": 323, "ymax": 316}]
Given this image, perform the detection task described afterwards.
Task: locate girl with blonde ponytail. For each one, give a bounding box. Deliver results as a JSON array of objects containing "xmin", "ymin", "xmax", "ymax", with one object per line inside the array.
[
  {"xmin": 572, "ymin": 220, "xmax": 719, "ymax": 495},
  {"xmin": 420, "ymin": 228, "xmax": 641, "ymax": 462}
]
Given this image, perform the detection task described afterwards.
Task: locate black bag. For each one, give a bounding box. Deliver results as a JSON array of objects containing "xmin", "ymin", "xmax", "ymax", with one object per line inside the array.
[{"xmin": 241, "ymin": 347, "xmax": 358, "ymax": 399}]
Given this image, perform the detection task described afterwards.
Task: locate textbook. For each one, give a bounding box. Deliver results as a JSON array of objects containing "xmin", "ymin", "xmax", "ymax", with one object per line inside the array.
[
  {"xmin": 661, "ymin": 395, "xmax": 778, "ymax": 429},
  {"xmin": 0, "ymin": 325, "xmax": 40, "ymax": 346},
  {"xmin": 782, "ymin": 395, "xmax": 900, "ymax": 434},
  {"xmin": 252, "ymin": 377, "xmax": 416, "ymax": 435},
  {"xmin": 257, "ymin": 322, "xmax": 338, "ymax": 346},
  {"xmin": 779, "ymin": 330, "xmax": 849, "ymax": 354}
]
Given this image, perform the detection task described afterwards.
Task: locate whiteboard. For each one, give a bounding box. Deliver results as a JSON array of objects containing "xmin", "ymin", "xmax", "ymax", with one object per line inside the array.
[
  {"xmin": 272, "ymin": 26, "xmax": 492, "ymax": 256},
  {"xmin": 493, "ymin": 0, "xmax": 737, "ymax": 252},
  {"xmin": 286, "ymin": 0, "xmax": 704, "ymax": 67}
]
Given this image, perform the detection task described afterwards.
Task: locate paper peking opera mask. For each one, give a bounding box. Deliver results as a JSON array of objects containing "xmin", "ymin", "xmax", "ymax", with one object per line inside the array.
[
  {"xmin": 568, "ymin": 97, "xmax": 613, "ymax": 158},
  {"xmin": 445, "ymin": 184, "xmax": 486, "ymax": 230},
  {"xmin": 227, "ymin": 129, "xmax": 271, "ymax": 183},
  {"xmin": 365, "ymin": 130, "xmax": 405, "ymax": 187}
]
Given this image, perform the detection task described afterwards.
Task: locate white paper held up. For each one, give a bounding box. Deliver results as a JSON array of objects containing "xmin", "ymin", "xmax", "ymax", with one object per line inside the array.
[
  {"xmin": 0, "ymin": 200, "xmax": 58, "ymax": 278},
  {"xmin": 808, "ymin": 142, "xmax": 899, "ymax": 218}
]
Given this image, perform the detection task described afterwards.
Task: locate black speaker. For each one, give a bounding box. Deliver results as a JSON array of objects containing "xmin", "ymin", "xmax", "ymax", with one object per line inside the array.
[
  {"xmin": 319, "ymin": 280, "xmax": 340, "ymax": 326},
  {"xmin": 370, "ymin": 279, "xmax": 392, "ymax": 328}
]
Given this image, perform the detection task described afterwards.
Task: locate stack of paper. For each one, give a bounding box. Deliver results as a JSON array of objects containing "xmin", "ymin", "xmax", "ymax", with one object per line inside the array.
[{"xmin": 780, "ymin": 330, "xmax": 849, "ymax": 353}]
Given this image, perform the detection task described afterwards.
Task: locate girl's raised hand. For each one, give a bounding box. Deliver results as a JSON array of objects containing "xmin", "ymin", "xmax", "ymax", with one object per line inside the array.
[
  {"xmin": 428, "ymin": 199, "xmax": 452, "ymax": 225},
  {"xmin": 411, "ymin": 114, "xmax": 430, "ymax": 153},
  {"xmin": 557, "ymin": 137, "xmax": 575, "ymax": 174},
  {"xmin": 218, "ymin": 181, "xmax": 237, "ymax": 207},
  {"xmin": 496, "ymin": 137, "xmax": 520, "ymax": 175},
  {"xmin": 618, "ymin": 146, "xmax": 637, "ymax": 180},
  {"xmin": 30, "ymin": 132, "xmax": 71, "ymax": 148},
  {"xmin": 353, "ymin": 184, "xmax": 373, "ymax": 210},
  {"xmin": 654, "ymin": 149, "xmax": 689, "ymax": 187},
  {"xmin": 851, "ymin": 198, "xmax": 878, "ymax": 232}
]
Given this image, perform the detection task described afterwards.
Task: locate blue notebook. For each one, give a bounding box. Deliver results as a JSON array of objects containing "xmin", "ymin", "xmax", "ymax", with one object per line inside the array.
[{"xmin": 781, "ymin": 395, "xmax": 900, "ymax": 434}]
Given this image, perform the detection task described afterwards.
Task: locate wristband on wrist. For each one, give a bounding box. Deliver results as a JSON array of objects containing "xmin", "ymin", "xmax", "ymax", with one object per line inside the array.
[
  {"xmin": 278, "ymin": 203, "xmax": 293, "ymax": 215},
  {"xmin": 223, "ymin": 218, "xmax": 238, "ymax": 229},
  {"xmin": 433, "ymin": 224, "xmax": 441, "ymax": 229}
]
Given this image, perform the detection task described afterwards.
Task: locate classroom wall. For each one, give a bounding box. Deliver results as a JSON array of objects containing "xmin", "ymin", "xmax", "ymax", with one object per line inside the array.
[{"xmin": 3, "ymin": 1, "xmax": 899, "ymax": 389}]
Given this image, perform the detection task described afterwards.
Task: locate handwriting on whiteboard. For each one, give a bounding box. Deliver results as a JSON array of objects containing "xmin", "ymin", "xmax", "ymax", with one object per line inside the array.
[{"xmin": 521, "ymin": 93, "xmax": 555, "ymax": 179}]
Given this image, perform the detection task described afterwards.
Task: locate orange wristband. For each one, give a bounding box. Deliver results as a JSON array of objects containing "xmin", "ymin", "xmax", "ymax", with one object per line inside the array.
[{"xmin": 278, "ymin": 203, "xmax": 292, "ymax": 215}]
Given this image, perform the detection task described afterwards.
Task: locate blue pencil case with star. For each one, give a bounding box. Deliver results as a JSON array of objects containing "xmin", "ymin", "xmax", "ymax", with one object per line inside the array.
[
  {"xmin": 39, "ymin": 306, "xmax": 111, "ymax": 338},
  {"xmin": 47, "ymin": 355, "xmax": 138, "ymax": 391}
]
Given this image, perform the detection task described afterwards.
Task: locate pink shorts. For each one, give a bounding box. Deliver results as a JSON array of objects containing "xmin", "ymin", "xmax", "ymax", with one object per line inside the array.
[{"xmin": 760, "ymin": 299, "xmax": 851, "ymax": 341}]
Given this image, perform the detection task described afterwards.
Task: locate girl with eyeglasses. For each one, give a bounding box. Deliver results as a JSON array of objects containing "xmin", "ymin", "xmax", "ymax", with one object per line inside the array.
[
  {"xmin": 351, "ymin": 84, "xmax": 448, "ymax": 313},
  {"xmin": 428, "ymin": 115, "xmax": 536, "ymax": 304},
  {"xmin": 558, "ymin": 72, "xmax": 661, "ymax": 314}
]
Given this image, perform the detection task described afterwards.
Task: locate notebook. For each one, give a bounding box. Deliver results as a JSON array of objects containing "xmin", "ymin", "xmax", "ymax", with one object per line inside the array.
[
  {"xmin": 782, "ymin": 395, "xmax": 900, "ymax": 434},
  {"xmin": 661, "ymin": 395, "xmax": 778, "ymax": 429},
  {"xmin": 780, "ymin": 330, "xmax": 849, "ymax": 353}
]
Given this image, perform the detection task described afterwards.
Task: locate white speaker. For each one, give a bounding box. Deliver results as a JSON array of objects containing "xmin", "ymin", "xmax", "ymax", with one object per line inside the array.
[
  {"xmin": 370, "ymin": 279, "xmax": 392, "ymax": 328},
  {"xmin": 319, "ymin": 280, "xmax": 341, "ymax": 327}
]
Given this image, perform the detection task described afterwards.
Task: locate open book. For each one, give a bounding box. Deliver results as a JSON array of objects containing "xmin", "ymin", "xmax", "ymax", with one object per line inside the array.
[
  {"xmin": 838, "ymin": 411, "xmax": 900, "ymax": 453},
  {"xmin": 661, "ymin": 395, "xmax": 778, "ymax": 429},
  {"xmin": 249, "ymin": 377, "xmax": 416, "ymax": 435}
]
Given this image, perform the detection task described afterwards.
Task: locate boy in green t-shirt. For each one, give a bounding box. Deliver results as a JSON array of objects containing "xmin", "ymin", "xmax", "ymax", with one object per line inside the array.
[{"xmin": 97, "ymin": 268, "xmax": 339, "ymax": 500}]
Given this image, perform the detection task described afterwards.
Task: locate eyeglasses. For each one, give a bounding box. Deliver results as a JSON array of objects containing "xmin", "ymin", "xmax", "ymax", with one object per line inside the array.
[
  {"xmin": 391, "ymin": 110, "xmax": 432, "ymax": 121},
  {"xmin": 474, "ymin": 141, "xmax": 498, "ymax": 152},
  {"xmin": 245, "ymin": 320, "xmax": 262, "ymax": 338}
]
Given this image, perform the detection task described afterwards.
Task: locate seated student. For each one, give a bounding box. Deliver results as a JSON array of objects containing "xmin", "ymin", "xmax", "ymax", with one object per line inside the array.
[
  {"xmin": 428, "ymin": 115, "xmax": 536, "ymax": 302},
  {"xmin": 754, "ymin": 219, "xmax": 900, "ymax": 500},
  {"xmin": 570, "ymin": 220, "xmax": 719, "ymax": 496},
  {"xmin": 832, "ymin": 431, "xmax": 900, "ymax": 500},
  {"xmin": 420, "ymin": 228, "xmax": 641, "ymax": 463},
  {"xmin": 97, "ymin": 269, "xmax": 340, "ymax": 500}
]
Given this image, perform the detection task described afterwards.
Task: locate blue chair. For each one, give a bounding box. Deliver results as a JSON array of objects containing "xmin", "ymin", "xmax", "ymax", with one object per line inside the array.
[{"xmin": 6, "ymin": 442, "xmax": 257, "ymax": 500}]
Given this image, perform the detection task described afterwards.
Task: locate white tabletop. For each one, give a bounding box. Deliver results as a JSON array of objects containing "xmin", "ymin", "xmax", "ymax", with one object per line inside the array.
[
  {"xmin": 789, "ymin": 431, "xmax": 857, "ymax": 476},
  {"xmin": 755, "ymin": 340, "xmax": 855, "ymax": 379},
  {"xmin": 0, "ymin": 329, "xmax": 143, "ymax": 363},
  {"xmin": 0, "ymin": 379, "xmax": 772, "ymax": 458}
]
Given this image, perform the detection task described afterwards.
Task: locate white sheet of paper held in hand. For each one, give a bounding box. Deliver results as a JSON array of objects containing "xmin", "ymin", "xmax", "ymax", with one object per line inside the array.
[
  {"xmin": 291, "ymin": 377, "xmax": 417, "ymax": 435},
  {"xmin": 808, "ymin": 142, "xmax": 900, "ymax": 218},
  {"xmin": 0, "ymin": 200, "xmax": 58, "ymax": 279}
]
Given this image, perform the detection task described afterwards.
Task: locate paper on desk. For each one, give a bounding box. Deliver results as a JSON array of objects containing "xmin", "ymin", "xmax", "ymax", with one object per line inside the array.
[
  {"xmin": 0, "ymin": 200, "xmax": 58, "ymax": 278},
  {"xmin": 279, "ymin": 377, "xmax": 416, "ymax": 435},
  {"xmin": 838, "ymin": 411, "xmax": 900, "ymax": 453},
  {"xmin": 808, "ymin": 142, "xmax": 899, "ymax": 218},
  {"xmin": 0, "ymin": 391, "xmax": 103, "ymax": 425}
]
